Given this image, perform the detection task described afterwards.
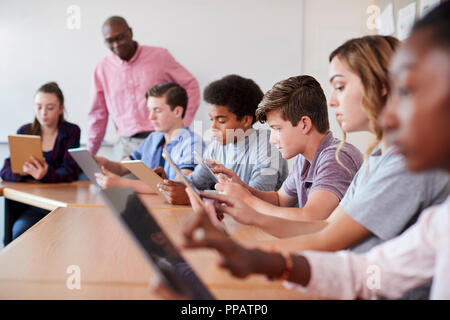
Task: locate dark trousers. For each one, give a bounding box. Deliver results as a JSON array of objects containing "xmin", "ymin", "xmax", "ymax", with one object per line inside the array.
[{"xmin": 11, "ymin": 204, "xmax": 50, "ymax": 240}]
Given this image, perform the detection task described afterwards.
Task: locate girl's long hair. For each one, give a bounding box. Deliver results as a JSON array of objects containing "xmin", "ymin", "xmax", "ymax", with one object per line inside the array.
[{"xmin": 329, "ymin": 35, "xmax": 400, "ymax": 168}]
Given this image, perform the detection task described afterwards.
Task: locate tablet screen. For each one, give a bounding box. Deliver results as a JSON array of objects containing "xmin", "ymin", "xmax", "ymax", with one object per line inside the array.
[
  {"xmin": 162, "ymin": 148, "xmax": 203, "ymax": 203},
  {"xmin": 194, "ymin": 151, "xmax": 219, "ymax": 184},
  {"xmin": 100, "ymin": 187, "xmax": 214, "ymax": 300},
  {"xmin": 68, "ymin": 148, "xmax": 102, "ymax": 187}
]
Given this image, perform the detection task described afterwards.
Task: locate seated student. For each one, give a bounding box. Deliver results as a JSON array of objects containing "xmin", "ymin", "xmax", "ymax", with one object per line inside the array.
[
  {"xmin": 183, "ymin": 34, "xmax": 449, "ymax": 300},
  {"xmin": 94, "ymin": 82, "xmax": 204, "ymax": 193},
  {"xmin": 182, "ymin": 2, "xmax": 450, "ymax": 299},
  {"xmin": 0, "ymin": 82, "xmax": 81, "ymax": 239},
  {"xmin": 157, "ymin": 75, "xmax": 289, "ymax": 204},
  {"xmin": 210, "ymin": 75, "xmax": 363, "ymax": 222},
  {"xmin": 203, "ymin": 35, "xmax": 448, "ymax": 247}
]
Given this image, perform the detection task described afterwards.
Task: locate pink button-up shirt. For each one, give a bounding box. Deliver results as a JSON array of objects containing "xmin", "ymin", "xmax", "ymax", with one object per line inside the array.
[
  {"xmin": 87, "ymin": 44, "xmax": 200, "ymax": 154},
  {"xmin": 286, "ymin": 196, "xmax": 450, "ymax": 300}
]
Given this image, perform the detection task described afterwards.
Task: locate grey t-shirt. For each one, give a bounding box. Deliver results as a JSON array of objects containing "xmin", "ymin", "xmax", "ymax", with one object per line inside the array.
[
  {"xmin": 188, "ymin": 129, "xmax": 288, "ymax": 191},
  {"xmin": 282, "ymin": 132, "xmax": 363, "ymax": 207},
  {"xmin": 341, "ymin": 146, "xmax": 450, "ymax": 254}
]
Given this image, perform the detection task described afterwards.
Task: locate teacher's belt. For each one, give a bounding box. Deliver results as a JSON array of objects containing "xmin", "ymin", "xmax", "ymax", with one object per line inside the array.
[{"xmin": 130, "ymin": 131, "xmax": 153, "ymax": 139}]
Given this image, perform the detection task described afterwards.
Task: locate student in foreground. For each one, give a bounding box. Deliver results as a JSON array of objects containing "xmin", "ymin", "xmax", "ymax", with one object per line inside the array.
[
  {"xmin": 157, "ymin": 75, "xmax": 289, "ymax": 204},
  {"xmin": 199, "ymin": 34, "xmax": 448, "ymax": 263},
  {"xmin": 0, "ymin": 82, "xmax": 81, "ymax": 239},
  {"xmin": 94, "ymin": 82, "xmax": 204, "ymax": 193},
  {"xmin": 208, "ymin": 75, "xmax": 363, "ymax": 223},
  {"xmin": 182, "ymin": 2, "xmax": 450, "ymax": 299}
]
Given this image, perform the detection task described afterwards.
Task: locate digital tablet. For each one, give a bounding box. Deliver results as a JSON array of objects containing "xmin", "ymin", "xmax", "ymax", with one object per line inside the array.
[
  {"xmin": 120, "ymin": 160, "xmax": 165, "ymax": 198},
  {"xmin": 162, "ymin": 148, "xmax": 203, "ymax": 203},
  {"xmin": 100, "ymin": 187, "xmax": 215, "ymax": 300},
  {"xmin": 194, "ymin": 151, "xmax": 219, "ymax": 184},
  {"xmin": 8, "ymin": 134, "xmax": 45, "ymax": 175},
  {"xmin": 68, "ymin": 147, "xmax": 102, "ymax": 187}
]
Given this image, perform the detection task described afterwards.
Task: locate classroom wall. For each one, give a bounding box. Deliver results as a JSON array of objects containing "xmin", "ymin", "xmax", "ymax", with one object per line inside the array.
[
  {"xmin": 302, "ymin": 0, "xmax": 375, "ymax": 153},
  {"xmin": 0, "ymin": 0, "xmax": 305, "ymax": 146}
]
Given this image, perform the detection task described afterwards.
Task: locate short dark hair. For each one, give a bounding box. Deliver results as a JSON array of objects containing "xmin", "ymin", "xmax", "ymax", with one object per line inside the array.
[
  {"xmin": 145, "ymin": 82, "xmax": 188, "ymax": 118},
  {"xmin": 256, "ymin": 75, "xmax": 329, "ymax": 133},
  {"xmin": 203, "ymin": 75, "xmax": 263, "ymax": 124},
  {"xmin": 412, "ymin": 1, "xmax": 450, "ymax": 52}
]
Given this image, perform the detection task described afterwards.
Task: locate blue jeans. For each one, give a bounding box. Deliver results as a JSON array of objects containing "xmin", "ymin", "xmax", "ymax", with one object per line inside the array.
[{"xmin": 12, "ymin": 205, "xmax": 49, "ymax": 240}]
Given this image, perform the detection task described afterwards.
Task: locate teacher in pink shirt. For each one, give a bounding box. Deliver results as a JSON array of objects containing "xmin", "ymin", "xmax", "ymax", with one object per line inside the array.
[{"xmin": 87, "ymin": 16, "xmax": 200, "ymax": 159}]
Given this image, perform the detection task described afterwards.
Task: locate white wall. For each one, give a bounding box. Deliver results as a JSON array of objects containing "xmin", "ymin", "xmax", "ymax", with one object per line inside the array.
[
  {"xmin": 302, "ymin": 0, "xmax": 375, "ymax": 153},
  {"xmin": 0, "ymin": 0, "xmax": 304, "ymax": 144}
]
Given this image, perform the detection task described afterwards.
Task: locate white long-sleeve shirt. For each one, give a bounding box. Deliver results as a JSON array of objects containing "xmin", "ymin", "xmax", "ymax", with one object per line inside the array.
[{"xmin": 286, "ymin": 196, "xmax": 450, "ymax": 300}]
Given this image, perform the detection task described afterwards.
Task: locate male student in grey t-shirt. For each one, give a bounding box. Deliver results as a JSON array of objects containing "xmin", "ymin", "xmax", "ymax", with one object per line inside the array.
[
  {"xmin": 211, "ymin": 76, "xmax": 363, "ymax": 230},
  {"xmin": 157, "ymin": 75, "xmax": 289, "ymax": 205}
]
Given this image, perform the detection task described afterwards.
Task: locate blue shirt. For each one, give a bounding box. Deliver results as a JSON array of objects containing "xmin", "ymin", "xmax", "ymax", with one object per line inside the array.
[
  {"xmin": 188, "ymin": 129, "xmax": 289, "ymax": 191},
  {"xmin": 129, "ymin": 126, "xmax": 204, "ymax": 180}
]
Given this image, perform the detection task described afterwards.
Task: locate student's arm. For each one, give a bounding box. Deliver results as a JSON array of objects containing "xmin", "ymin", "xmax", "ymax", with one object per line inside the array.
[
  {"xmin": 158, "ymin": 169, "xmax": 194, "ymax": 204},
  {"xmin": 87, "ymin": 67, "xmax": 108, "ymax": 155},
  {"xmin": 184, "ymin": 182, "xmax": 442, "ymax": 300},
  {"xmin": 163, "ymin": 49, "xmax": 200, "ymax": 126},
  {"xmin": 0, "ymin": 125, "xmax": 34, "ymax": 182},
  {"xmin": 0, "ymin": 159, "xmax": 24, "ymax": 182},
  {"xmin": 252, "ymin": 206, "xmax": 372, "ymax": 252},
  {"xmin": 216, "ymin": 181, "xmax": 339, "ymax": 221},
  {"xmin": 94, "ymin": 156, "xmax": 131, "ymax": 177},
  {"xmin": 38, "ymin": 125, "xmax": 82, "ymax": 183},
  {"xmin": 95, "ymin": 166, "xmax": 155, "ymax": 194},
  {"xmin": 284, "ymin": 205, "xmax": 442, "ymax": 300},
  {"xmin": 202, "ymin": 192, "xmax": 328, "ymax": 238}
]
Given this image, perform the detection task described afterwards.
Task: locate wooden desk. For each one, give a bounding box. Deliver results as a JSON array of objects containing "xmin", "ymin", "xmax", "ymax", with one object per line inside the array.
[
  {"xmin": 0, "ymin": 181, "xmax": 41, "ymax": 197},
  {"xmin": 0, "ymin": 206, "xmax": 316, "ymax": 300},
  {"xmin": 2, "ymin": 181, "xmax": 186, "ymax": 246}
]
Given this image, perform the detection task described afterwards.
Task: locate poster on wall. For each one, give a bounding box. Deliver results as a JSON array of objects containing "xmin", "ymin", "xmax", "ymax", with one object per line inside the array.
[
  {"xmin": 420, "ymin": 0, "xmax": 441, "ymax": 17},
  {"xmin": 397, "ymin": 2, "xmax": 416, "ymax": 41},
  {"xmin": 377, "ymin": 2, "xmax": 395, "ymax": 35}
]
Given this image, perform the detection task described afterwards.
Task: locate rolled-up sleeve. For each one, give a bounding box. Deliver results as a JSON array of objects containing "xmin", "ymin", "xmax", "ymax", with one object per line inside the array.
[
  {"xmin": 163, "ymin": 49, "xmax": 200, "ymax": 126},
  {"xmin": 87, "ymin": 66, "xmax": 109, "ymax": 155}
]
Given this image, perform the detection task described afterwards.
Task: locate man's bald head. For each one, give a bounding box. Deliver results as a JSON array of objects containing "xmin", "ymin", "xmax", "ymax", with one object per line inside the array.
[
  {"xmin": 102, "ymin": 16, "xmax": 137, "ymax": 61},
  {"xmin": 103, "ymin": 16, "xmax": 130, "ymax": 30}
]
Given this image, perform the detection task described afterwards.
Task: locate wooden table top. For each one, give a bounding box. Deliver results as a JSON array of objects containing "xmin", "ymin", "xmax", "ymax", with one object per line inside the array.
[
  {"xmin": 2, "ymin": 181, "xmax": 188, "ymax": 211},
  {"xmin": 0, "ymin": 206, "xmax": 316, "ymax": 300},
  {"xmin": 0, "ymin": 180, "xmax": 41, "ymax": 197}
]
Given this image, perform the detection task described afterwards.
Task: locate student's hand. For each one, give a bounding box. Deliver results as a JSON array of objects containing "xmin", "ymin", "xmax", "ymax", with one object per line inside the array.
[
  {"xmin": 184, "ymin": 188, "xmax": 254, "ymax": 278},
  {"xmin": 23, "ymin": 156, "xmax": 48, "ymax": 180},
  {"xmin": 95, "ymin": 166, "xmax": 125, "ymax": 189},
  {"xmin": 93, "ymin": 155, "xmax": 109, "ymax": 168},
  {"xmin": 214, "ymin": 181, "xmax": 253, "ymax": 203},
  {"xmin": 157, "ymin": 180, "xmax": 190, "ymax": 205},
  {"xmin": 202, "ymin": 190, "xmax": 261, "ymax": 226},
  {"xmin": 153, "ymin": 166, "xmax": 168, "ymax": 180},
  {"xmin": 206, "ymin": 160, "xmax": 245, "ymax": 187}
]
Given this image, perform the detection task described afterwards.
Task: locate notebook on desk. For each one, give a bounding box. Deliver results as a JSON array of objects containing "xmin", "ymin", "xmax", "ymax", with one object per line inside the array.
[
  {"xmin": 68, "ymin": 148, "xmax": 102, "ymax": 187},
  {"xmin": 8, "ymin": 134, "xmax": 45, "ymax": 175},
  {"xmin": 99, "ymin": 187, "xmax": 215, "ymax": 300}
]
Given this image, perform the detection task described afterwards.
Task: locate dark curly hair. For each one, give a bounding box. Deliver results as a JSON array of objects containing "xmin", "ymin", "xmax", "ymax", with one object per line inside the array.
[{"xmin": 203, "ymin": 75, "xmax": 264, "ymax": 124}]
